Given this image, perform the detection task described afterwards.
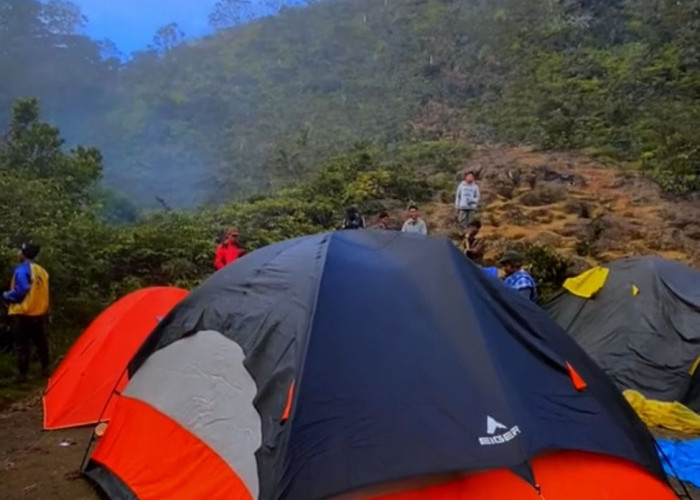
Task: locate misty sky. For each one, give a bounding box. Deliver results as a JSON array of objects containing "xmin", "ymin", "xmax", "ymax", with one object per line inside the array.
[{"xmin": 73, "ymin": 0, "xmax": 218, "ymax": 55}]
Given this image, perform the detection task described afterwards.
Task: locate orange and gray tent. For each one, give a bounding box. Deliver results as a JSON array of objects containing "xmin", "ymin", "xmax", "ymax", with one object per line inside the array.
[
  {"xmin": 85, "ymin": 232, "xmax": 675, "ymax": 499},
  {"xmin": 43, "ymin": 286, "xmax": 188, "ymax": 430},
  {"xmin": 545, "ymin": 257, "xmax": 700, "ymax": 412}
]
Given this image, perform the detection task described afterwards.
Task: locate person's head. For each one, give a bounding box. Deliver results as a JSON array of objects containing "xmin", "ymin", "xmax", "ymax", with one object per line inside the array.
[
  {"xmin": 467, "ymin": 219, "xmax": 482, "ymax": 237},
  {"xmin": 225, "ymin": 228, "xmax": 239, "ymax": 244},
  {"xmin": 408, "ymin": 205, "xmax": 419, "ymax": 221},
  {"xmin": 345, "ymin": 206, "xmax": 359, "ymax": 220},
  {"xmin": 464, "ymin": 171, "xmax": 475, "ymax": 184},
  {"xmin": 378, "ymin": 211, "xmax": 389, "ymax": 225},
  {"xmin": 499, "ymin": 250, "xmax": 524, "ymax": 277},
  {"xmin": 19, "ymin": 242, "xmax": 40, "ymax": 262}
]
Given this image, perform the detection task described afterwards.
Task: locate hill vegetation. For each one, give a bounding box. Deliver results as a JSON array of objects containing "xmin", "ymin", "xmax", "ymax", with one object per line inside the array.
[
  {"xmin": 0, "ymin": 0, "xmax": 699, "ymax": 391},
  {"xmin": 1, "ymin": 0, "xmax": 698, "ymax": 207}
]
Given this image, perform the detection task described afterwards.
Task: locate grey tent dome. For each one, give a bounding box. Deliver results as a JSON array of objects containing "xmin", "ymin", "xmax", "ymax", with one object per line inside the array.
[{"xmin": 545, "ymin": 257, "xmax": 700, "ymax": 411}]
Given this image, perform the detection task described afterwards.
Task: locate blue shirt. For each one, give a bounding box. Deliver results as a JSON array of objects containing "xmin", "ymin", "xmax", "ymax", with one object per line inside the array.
[
  {"xmin": 504, "ymin": 269, "xmax": 538, "ymax": 302},
  {"xmin": 4, "ymin": 261, "xmax": 32, "ymax": 303}
]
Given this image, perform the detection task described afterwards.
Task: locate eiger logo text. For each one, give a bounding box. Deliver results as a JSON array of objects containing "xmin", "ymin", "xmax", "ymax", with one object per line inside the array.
[{"xmin": 479, "ymin": 416, "xmax": 521, "ymax": 446}]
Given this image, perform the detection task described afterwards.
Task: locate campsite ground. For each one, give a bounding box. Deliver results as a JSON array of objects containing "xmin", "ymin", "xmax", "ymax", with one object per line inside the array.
[
  {"xmin": 0, "ymin": 392, "xmax": 95, "ymax": 499},
  {"xmin": 0, "ymin": 391, "xmax": 698, "ymax": 499}
]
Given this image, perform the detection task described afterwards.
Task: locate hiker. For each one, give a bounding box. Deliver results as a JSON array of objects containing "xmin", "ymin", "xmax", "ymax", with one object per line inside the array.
[
  {"xmin": 463, "ymin": 219, "xmax": 485, "ymax": 264},
  {"xmin": 3, "ymin": 243, "xmax": 50, "ymax": 382},
  {"xmin": 373, "ymin": 211, "xmax": 392, "ymax": 230},
  {"xmin": 341, "ymin": 207, "xmax": 366, "ymax": 230},
  {"xmin": 499, "ymin": 250, "xmax": 538, "ymax": 302},
  {"xmin": 455, "ymin": 171, "xmax": 480, "ymax": 229},
  {"xmin": 214, "ymin": 228, "xmax": 244, "ymax": 270},
  {"xmin": 401, "ymin": 205, "xmax": 428, "ymax": 235}
]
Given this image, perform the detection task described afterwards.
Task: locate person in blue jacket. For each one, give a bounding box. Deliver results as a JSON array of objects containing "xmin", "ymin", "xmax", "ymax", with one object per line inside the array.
[
  {"xmin": 499, "ymin": 250, "xmax": 538, "ymax": 302},
  {"xmin": 3, "ymin": 243, "xmax": 50, "ymax": 382}
]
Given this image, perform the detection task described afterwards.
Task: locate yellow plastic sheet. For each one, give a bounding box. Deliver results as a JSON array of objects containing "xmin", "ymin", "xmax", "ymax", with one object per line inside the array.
[
  {"xmin": 691, "ymin": 356, "xmax": 700, "ymax": 376},
  {"xmin": 623, "ymin": 390, "xmax": 700, "ymax": 435},
  {"xmin": 562, "ymin": 267, "xmax": 610, "ymax": 299}
]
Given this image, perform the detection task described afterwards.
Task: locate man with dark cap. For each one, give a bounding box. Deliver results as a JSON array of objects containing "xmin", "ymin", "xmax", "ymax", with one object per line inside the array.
[
  {"xmin": 499, "ymin": 250, "xmax": 537, "ymax": 302},
  {"xmin": 341, "ymin": 207, "xmax": 366, "ymax": 230},
  {"xmin": 3, "ymin": 243, "xmax": 50, "ymax": 382}
]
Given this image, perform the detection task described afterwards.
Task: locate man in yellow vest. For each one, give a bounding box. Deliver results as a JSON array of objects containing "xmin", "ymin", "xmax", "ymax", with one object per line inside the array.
[{"xmin": 3, "ymin": 243, "xmax": 50, "ymax": 383}]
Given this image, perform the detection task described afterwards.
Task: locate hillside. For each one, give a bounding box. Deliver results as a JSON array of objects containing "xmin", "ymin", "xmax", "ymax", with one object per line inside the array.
[
  {"xmin": 2, "ymin": 0, "xmax": 699, "ymax": 206},
  {"xmin": 420, "ymin": 146, "xmax": 699, "ymax": 268}
]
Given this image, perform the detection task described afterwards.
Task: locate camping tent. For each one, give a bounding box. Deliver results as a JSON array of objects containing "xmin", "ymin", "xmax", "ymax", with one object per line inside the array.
[
  {"xmin": 545, "ymin": 257, "xmax": 700, "ymax": 412},
  {"xmin": 85, "ymin": 232, "xmax": 674, "ymax": 499},
  {"xmin": 43, "ymin": 286, "xmax": 189, "ymax": 430}
]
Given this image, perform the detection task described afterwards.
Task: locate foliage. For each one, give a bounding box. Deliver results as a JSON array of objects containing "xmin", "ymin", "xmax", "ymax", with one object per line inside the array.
[
  {"xmin": 507, "ymin": 243, "xmax": 575, "ymax": 303},
  {"xmin": 1, "ymin": 0, "xmax": 698, "ymax": 204},
  {"xmin": 0, "ymin": 102, "xmax": 443, "ymax": 357}
]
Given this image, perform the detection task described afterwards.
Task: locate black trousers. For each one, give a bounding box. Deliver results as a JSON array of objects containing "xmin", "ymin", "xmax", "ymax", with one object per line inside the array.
[{"xmin": 11, "ymin": 315, "xmax": 49, "ymax": 377}]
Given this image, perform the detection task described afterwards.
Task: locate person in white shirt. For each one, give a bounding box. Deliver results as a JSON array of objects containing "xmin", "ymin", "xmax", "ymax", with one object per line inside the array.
[
  {"xmin": 401, "ymin": 205, "xmax": 428, "ymax": 235},
  {"xmin": 455, "ymin": 171, "xmax": 480, "ymax": 230}
]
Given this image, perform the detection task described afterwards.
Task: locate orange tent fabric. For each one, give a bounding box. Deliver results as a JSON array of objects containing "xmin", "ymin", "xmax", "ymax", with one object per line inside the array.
[
  {"xmin": 43, "ymin": 287, "xmax": 188, "ymax": 430},
  {"xmin": 93, "ymin": 397, "xmax": 675, "ymax": 500},
  {"xmin": 346, "ymin": 451, "xmax": 675, "ymax": 500}
]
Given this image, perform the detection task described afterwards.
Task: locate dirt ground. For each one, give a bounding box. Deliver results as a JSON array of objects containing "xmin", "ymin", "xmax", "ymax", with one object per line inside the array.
[
  {"xmin": 0, "ymin": 394, "xmax": 97, "ymax": 500},
  {"xmin": 0, "ymin": 392, "xmax": 698, "ymax": 499}
]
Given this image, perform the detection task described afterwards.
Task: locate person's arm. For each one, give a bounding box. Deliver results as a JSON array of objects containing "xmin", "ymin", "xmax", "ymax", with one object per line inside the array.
[
  {"xmin": 517, "ymin": 287, "xmax": 534, "ymax": 301},
  {"xmin": 214, "ymin": 245, "xmax": 225, "ymax": 270},
  {"xmin": 420, "ymin": 220, "xmax": 428, "ymax": 235},
  {"xmin": 473, "ymin": 184, "xmax": 481, "ymax": 207},
  {"xmin": 467, "ymin": 240, "xmax": 485, "ymax": 261},
  {"xmin": 3, "ymin": 266, "xmax": 31, "ymax": 303},
  {"xmin": 455, "ymin": 185, "xmax": 461, "ymax": 209},
  {"xmin": 472, "ymin": 239, "xmax": 485, "ymax": 260},
  {"xmin": 401, "ymin": 221, "xmax": 409, "ymax": 232}
]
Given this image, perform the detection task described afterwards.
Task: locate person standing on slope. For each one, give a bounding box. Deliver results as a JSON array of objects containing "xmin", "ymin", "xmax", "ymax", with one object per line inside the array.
[
  {"xmin": 499, "ymin": 250, "xmax": 538, "ymax": 302},
  {"xmin": 341, "ymin": 207, "xmax": 366, "ymax": 230},
  {"xmin": 463, "ymin": 219, "xmax": 485, "ymax": 265},
  {"xmin": 401, "ymin": 205, "xmax": 428, "ymax": 235},
  {"xmin": 214, "ymin": 228, "xmax": 244, "ymax": 271},
  {"xmin": 372, "ymin": 211, "xmax": 392, "ymax": 230},
  {"xmin": 3, "ymin": 243, "xmax": 50, "ymax": 382},
  {"xmin": 455, "ymin": 171, "xmax": 480, "ymax": 229}
]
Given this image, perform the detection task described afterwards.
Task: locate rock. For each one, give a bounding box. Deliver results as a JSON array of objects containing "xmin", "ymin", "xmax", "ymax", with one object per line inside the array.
[
  {"xmin": 684, "ymin": 224, "xmax": 700, "ymax": 240},
  {"xmin": 569, "ymin": 256, "xmax": 592, "ymax": 276},
  {"xmin": 530, "ymin": 231, "xmax": 563, "ymax": 247},
  {"xmin": 520, "ymin": 182, "xmax": 568, "ymax": 206},
  {"xmin": 556, "ymin": 221, "xmax": 589, "ymax": 239}
]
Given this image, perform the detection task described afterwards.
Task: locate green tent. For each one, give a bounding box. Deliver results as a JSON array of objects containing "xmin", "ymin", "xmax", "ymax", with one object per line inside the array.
[{"xmin": 545, "ymin": 257, "xmax": 700, "ymax": 412}]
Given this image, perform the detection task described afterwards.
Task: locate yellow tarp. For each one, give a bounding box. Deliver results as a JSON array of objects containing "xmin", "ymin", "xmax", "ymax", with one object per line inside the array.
[
  {"xmin": 562, "ymin": 266, "xmax": 610, "ymax": 299},
  {"xmin": 691, "ymin": 356, "xmax": 700, "ymax": 376},
  {"xmin": 624, "ymin": 390, "xmax": 700, "ymax": 435}
]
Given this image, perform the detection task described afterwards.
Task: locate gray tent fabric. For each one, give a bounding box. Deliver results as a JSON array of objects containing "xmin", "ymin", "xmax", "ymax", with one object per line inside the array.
[{"xmin": 545, "ymin": 257, "xmax": 700, "ymax": 410}]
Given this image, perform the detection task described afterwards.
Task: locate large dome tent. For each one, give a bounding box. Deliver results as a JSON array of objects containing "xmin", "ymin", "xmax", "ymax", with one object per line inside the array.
[
  {"xmin": 545, "ymin": 257, "xmax": 700, "ymax": 412},
  {"xmin": 85, "ymin": 232, "xmax": 674, "ymax": 499}
]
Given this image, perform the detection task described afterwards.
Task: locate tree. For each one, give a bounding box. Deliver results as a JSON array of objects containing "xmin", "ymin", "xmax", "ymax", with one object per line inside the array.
[
  {"xmin": 1, "ymin": 98, "xmax": 101, "ymax": 199},
  {"xmin": 39, "ymin": 0, "xmax": 86, "ymax": 35},
  {"xmin": 209, "ymin": 0, "xmax": 254, "ymax": 30},
  {"xmin": 151, "ymin": 23, "xmax": 185, "ymax": 55}
]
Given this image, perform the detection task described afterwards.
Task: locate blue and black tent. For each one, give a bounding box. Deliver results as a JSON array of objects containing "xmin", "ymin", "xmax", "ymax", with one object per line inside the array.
[{"xmin": 85, "ymin": 231, "xmax": 675, "ymax": 500}]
